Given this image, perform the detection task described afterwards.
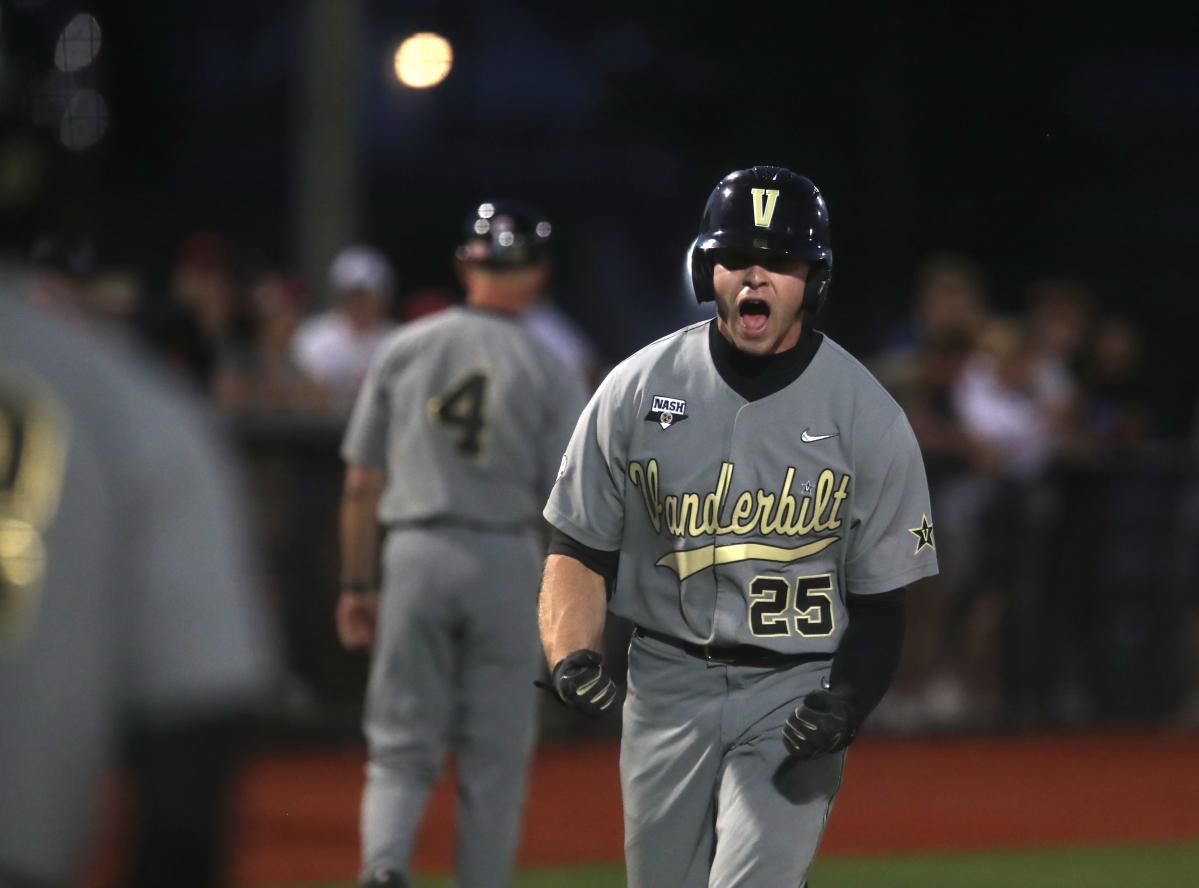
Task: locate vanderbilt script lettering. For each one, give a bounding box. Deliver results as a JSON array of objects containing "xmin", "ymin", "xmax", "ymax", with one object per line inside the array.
[{"xmin": 627, "ymin": 459, "xmax": 850, "ymax": 539}]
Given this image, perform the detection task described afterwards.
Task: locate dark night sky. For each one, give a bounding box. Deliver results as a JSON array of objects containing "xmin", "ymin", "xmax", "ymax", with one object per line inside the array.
[{"xmin": 4, "ymin": 0, "xmax": 1198, "ymax": 429}]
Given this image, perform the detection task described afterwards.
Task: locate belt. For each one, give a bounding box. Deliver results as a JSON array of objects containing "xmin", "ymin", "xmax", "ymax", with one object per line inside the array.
[
  {"xmin": 633, "ymin": 626, "xmax": 833, "ymax": 668},
  {"xmin": 387, "ymin": 517, "xmax": 534, "ymax": 535}
]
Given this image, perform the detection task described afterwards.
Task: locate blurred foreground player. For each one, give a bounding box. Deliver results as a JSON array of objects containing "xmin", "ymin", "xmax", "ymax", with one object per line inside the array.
[
  {"xmin": 540, "ymin": 166, "xmax": 939, "ymax": 886},
  {"xmin": 337, "ymin": 202, "xmax": 587, "ymax": 887},
  {"xmin": 0, "ymin": 285, "xmax": 277, "ymax": 886}
]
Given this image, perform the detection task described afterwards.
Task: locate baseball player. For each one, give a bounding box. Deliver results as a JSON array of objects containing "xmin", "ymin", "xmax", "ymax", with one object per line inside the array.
[
  {"xmin": 337, "ymin": 202, "xmax": 588, "ymax": 888},
  {"xmin": 0, "ymin": 286, "xmax": 277, "ymax": 887},
  {"xmin": 539, "ymin": 165, "xmax": 940, "ymax": 887}
]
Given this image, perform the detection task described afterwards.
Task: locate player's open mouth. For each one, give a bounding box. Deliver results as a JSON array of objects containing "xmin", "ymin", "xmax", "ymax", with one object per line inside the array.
[{"xmin": 738, "ymin": 297, "xmax": 771, "ymax": 336}]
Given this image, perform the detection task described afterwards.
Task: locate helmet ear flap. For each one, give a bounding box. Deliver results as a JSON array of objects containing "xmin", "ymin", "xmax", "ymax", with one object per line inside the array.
[
  {"xmin": 690, "ymin": 240, "xmax": 716, "ymax": 303},
  {"xmin": 805, "ymin": 262, "xmax": 832, "ymax": 315}
]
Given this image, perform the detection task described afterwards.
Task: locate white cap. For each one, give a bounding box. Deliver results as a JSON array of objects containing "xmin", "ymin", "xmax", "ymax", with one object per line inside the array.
[{"xmin": 328, "ymin": 245, "xmax": 395, "ymax": 299}]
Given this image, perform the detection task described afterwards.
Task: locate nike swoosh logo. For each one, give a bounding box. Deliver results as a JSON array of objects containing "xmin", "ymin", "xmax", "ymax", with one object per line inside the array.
[{"xmin": 800, "ymin": 429, "xmax": 838, "ymax": 443}]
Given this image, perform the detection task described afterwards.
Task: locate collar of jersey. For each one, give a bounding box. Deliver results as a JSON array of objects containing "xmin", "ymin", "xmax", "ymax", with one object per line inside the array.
[
  {"xmin": 707, "ymin": 318, "xmax": 824, "ymax": 402},
  {"xmin": 462, "ymin": 304, "xmax": 522, "ymax": 322}
]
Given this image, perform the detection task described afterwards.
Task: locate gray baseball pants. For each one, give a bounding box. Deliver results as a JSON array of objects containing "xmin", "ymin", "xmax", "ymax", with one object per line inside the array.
[
  {"xmin": 360, "ymin": 525, "xmax": 542, "ymax": 887},
  {"xmin": 621, "ymin": 631, "xmax": 845, "ymax": 887}
]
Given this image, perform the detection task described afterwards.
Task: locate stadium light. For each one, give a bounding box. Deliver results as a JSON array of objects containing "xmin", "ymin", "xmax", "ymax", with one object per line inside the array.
[
  {"xmin": 54, "ymin": 12, "xmax": 102, "ymax": 73},
  {"xmin": 393, "ymin": 32, "xmax": 452, "ymax": 89},
  {"xmin": 59, "ymin": 88, "xmax": 107, "ymax": 151}
]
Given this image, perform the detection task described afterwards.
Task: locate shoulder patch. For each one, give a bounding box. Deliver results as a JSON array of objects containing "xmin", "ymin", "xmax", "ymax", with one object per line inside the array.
[
  {"xmin": 645, "ymin": 395, "xmax": 688, "ymax": 431},
  {"xmin": 909, "ymin": 514, "xmax": 935, "ymax": 554}
]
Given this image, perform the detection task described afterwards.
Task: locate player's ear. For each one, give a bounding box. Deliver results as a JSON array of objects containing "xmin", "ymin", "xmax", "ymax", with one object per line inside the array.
[{"xmin": 453, "ymin": 258, "xmax": 472, "ymax": 292}]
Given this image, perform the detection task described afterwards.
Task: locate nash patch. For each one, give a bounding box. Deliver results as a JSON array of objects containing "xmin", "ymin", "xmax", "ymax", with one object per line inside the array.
[{"xmin": 645, "ymin": 395, "xmax": 688, "ymax": 431}]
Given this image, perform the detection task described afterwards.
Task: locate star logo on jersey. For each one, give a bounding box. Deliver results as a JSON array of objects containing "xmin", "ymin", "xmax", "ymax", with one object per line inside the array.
[
  {"xmin": 645, "ymin": 395, "xmax": 689, "ymax": 431},
  {"xmin": 909, "ymin": 514, "xmax": 936, "ymax": 554}
]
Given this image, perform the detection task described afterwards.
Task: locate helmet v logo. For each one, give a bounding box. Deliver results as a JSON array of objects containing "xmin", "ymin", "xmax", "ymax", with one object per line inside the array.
[{"xmin": 751, "ymin": 188, "xmax": 780, "ymax": 228}]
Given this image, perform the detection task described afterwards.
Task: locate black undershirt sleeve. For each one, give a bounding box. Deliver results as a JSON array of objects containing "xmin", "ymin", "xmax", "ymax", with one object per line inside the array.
[
  {"xmin": 828, "ymin": 587, "xmax": 906, "ymax": 729},
  {"xmin": 546, "ymin": 527, "xmax": 619, "ymax": 589}
]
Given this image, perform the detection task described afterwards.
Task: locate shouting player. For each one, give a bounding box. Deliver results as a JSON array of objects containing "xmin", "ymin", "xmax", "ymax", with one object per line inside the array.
[
  {"xmin": 539, "ymin": 166, "xmax": 939, "ymax": 886},
  {"xmin": 337, "ymin": 201, "xmax": 588, "ymax": 887}
]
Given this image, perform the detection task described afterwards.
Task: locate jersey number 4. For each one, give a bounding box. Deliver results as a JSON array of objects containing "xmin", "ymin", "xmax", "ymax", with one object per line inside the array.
[
  {"xmin": 748, "ymin": 573, "xmax": 835, "ymax": 638},
  {"xmin": 428, "ymin": 370, "xmax": 490, "ymax": 458}
]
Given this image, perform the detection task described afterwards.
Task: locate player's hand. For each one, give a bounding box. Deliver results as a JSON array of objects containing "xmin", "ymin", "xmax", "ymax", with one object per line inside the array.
[
  {"xmin": 783, "ymin": 690, "xmax": 857, "ymax": 760},
  {"xmin": 336, "ymin": 592, "xmax": 378, "ymax": 650},
  {"xmin": 542, "ymin": 649, "xmax": 620, "ymax": 717}
]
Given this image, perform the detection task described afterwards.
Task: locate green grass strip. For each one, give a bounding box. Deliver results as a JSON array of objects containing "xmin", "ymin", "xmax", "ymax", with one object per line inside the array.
[{"xmin": 270, "ymin": 840, "xmax": 1199, "ymax": 888}]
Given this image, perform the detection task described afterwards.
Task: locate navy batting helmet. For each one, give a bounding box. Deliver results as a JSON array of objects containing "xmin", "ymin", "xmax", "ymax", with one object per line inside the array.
[
  {"xmin": 456, "ymin": 200, "xmax": 553, "ymax": 269},
  {"xmin": 690, "ymin": 165, "xmax": 832, "ymax": 313}
]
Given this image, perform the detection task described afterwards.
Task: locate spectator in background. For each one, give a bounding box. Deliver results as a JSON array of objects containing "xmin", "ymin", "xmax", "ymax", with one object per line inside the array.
[
  {"xmin": 889, "ymin": 332, "xmax": 977, "ymax": 463},
  {"xmin": 868, "ymin": 254, "xmax": 989, "ymax": 730},
  {"xmin": 875, "ymin": 253, "xmax": 990, "ymax": 437},
  {"xmin": 29, "ymin": 235, "xmax": 144, "ymax": 345},
  {"xmin": 1025, "ymin": 276, "xmax": 1094, "ymax": 448},
  {"xmin": 875, "ymin": 252, "xmax": 989, "ymax": 369},
  {"xmin": 142, "ymin": 232, "xmax": 256, "ymax": 396},
  {"xmin": 954, "ymin": 318, "xmax": 1062, "ymax": 478},
  {"xmin": 214, "ymin": 271, "xmax": 325, "ymax": 414},
  {"xmin": 293, "ymin": 245, "xmax": 398, "ymax": 410},
  {"xmin": 1078, "ymin": 318, "xmax": 1150, "ymax": 450},
  {"xmin": 1028, "ymin": 276, "xmax": 1092, "ymax": 368},
  {"xmin": 872, "ymin": 253, "xmax": 991, "ymax": 455},
  {"xmin": 937, "ymin": 318, "xmax": 1070, "ymax": 725}
]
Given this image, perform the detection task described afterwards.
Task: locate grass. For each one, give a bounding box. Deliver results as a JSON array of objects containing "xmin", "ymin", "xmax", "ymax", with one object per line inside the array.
[{"xmin": 267, "ymin": 841, "xmax": 1199, "ymax": 887}]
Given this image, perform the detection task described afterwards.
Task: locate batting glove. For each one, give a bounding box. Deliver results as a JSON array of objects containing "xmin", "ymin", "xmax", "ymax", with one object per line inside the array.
[
  {"xmin": 542, "ymin": 649, "xmax": 620, "ymax": 717},
  {"xmin": 783, "ymin": 690, "xmax": 857, "ymax": 760}
]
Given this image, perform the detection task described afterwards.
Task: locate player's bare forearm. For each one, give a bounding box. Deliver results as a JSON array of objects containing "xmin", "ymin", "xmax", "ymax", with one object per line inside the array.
[
  {"xmin": 339, "ymin": 463, "xmax": 387, "ymax": 588},
  {"xmin": 538, "ymin": 553, "xmax": 607, "ymax": 668}
]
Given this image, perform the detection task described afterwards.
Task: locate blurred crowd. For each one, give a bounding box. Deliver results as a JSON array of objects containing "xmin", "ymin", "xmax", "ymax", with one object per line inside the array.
[
  {"xmin": 31, "ymin": 235, "xmax": 1152, "ymax": 459},
  {"xmin": 873, "ymin": 253, "xmax": 1151, "ymax": 475},
  {"xmin": 26, "ymin": 230, "xmax": 601, "ymax": 417},
  {"xmin": 864, "ymin": 253, "xmax": 1196, "ymax": 733},
  {"xmin": 19, "ymin": 234, "xmax": 1198, "ymax": 735}
]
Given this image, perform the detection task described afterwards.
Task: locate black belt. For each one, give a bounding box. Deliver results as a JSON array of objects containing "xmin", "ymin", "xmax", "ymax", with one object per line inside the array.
[
  {"xmin": 387, "ymin": 517, "xmax": 534, "ymax": 535},
  {"xmin": 633, "ymin": 626, "xmax": 833, "ymax": 668}
]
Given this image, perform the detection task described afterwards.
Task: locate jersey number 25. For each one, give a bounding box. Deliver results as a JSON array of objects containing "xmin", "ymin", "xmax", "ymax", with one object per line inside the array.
[{"xmin": 748, "ymin": 573, "xmax": 835, "ymax": 639}]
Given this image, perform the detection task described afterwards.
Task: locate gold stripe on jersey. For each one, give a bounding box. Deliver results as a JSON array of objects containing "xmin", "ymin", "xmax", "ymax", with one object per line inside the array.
[{"xmin": 657, "ymin": 536, "xmax": 839, "ymax": 581}]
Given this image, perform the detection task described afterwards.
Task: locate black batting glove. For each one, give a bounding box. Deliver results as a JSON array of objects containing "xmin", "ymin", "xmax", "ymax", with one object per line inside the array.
[
  {"xmin": 783, "ymin": 690, "xmax": 857, "ymax": 760},
  {"xmin": 540, "ymin": 649, "xmax": 620, "ymax": 717}
]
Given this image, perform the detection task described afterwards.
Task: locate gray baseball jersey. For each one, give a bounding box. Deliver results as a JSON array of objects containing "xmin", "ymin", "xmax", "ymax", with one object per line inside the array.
[
  {"xmin": 546, "ymin": 319, "xmax": 939, "ymax": 651},
  {"xmin": 342, "ymin": 305, "xmax": 586, "ymax": 528},
  {"xmin": 340, "ymin": 303, "xmax": 587, "ymax": 884},
  {"xmin": 0, "ymin": 295, "xmax": 277, "ymax": 884}
]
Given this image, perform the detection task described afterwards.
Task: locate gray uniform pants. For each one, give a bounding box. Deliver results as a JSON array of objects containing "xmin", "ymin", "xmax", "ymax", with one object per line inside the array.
[
  {"xmin": 622, "ymin": 632, "xmax": 845, "ymax": 888},
  {"xmin": 361, "ymin": 525, "xmax": 542, "ymax": 886}
]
